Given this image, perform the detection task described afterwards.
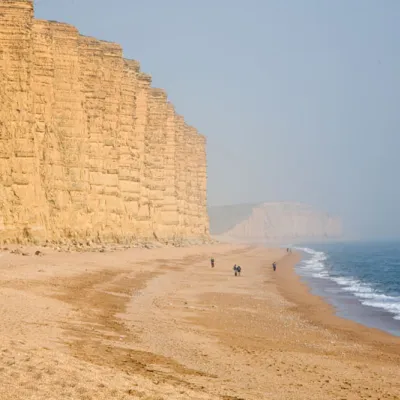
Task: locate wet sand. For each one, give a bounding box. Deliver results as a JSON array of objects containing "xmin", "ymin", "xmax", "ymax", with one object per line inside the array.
[{"xmin": 0, "ymin": 244, "xmax": 399, "ymax": 399}]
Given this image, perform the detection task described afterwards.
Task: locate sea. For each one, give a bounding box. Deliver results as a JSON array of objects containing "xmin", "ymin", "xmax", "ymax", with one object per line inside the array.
[{"xmin": 293, "ymin": 241, "xmax": 400, "ymax": 337}]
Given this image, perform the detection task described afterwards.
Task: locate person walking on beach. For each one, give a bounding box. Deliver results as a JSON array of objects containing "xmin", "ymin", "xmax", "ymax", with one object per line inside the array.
[
  {"xmin": 237, "ymin": 265, "xmax": 241, "ymax": 276},
  {"xmin": 233, "ymin": 264, "xmax": 237, "ymax": 276},
  {"xmin": 273, "ymin": 262, "xmax": 276, "ymax": 272},
  {"xmin": 211, "ymin": 257, "xmax": 215, "ymax": 268}
]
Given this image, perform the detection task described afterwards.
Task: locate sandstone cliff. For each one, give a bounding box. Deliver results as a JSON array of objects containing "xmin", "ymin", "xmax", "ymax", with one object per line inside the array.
[
  {"xmin": 209, "ymin": 202, "xmax": 342, "ymax": 243},
  {"xmin": 0, "ymin": 0, "xmax": 209, "ymax": 244}
]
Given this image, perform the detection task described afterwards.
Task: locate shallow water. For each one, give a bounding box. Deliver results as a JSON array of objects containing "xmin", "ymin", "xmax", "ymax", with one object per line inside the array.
[{"xmin": 294, "ymin": 241, "xmax": 400, "ymax": 337}]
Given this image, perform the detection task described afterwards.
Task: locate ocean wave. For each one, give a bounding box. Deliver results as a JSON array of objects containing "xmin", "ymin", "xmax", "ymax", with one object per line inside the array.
[
  {"xmin": 294, "ymin": 246, "xmax": 400, "ymax": 321},
  {"xmin": 294, "ymin": 247, "xmax": 328, "ymax": 277},
  {"xmin": 362, "ymin": 300, "xmax": 400, "ymax": 316}
]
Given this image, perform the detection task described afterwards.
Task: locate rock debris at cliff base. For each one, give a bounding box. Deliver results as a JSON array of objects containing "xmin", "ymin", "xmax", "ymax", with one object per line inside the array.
[{"xmin": 0, "ymin": 0, "xmax": 209, "ymax": 244}]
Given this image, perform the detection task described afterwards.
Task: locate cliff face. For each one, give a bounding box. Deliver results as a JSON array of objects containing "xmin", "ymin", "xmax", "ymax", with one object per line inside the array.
[
  {"xmin": 209, "ymin": 202, "xmax": 342, "ymax": 243},
  {"xmin": 0, "ymin": 0, "xmax": 209, "ymax": 244}
]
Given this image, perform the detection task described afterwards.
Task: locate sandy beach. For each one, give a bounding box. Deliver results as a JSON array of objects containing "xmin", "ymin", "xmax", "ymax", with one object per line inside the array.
[{"xmin": 0, "ymin": 244, "xmax": 399, "ymax": 400}]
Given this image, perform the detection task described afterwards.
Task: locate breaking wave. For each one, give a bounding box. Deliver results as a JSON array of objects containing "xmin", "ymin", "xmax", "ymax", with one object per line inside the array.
[{"xmin": 295, "ymin": 247, "xmax": 400, "ymax": 321}]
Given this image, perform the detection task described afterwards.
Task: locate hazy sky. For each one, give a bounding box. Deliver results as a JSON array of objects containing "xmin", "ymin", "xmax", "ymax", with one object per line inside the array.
[{"xmin": 34, "ymin": 0, "xmax": 400, "ymax": 238}]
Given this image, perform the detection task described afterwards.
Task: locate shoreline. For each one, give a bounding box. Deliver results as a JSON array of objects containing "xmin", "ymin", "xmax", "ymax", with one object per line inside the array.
[
  {"xmin": 276, "ymin": 252, "xmax": 400, "ymax": 355},
  {"xmin": 1, "ymin": 243, "xmax": 400, "ymax": 399}
]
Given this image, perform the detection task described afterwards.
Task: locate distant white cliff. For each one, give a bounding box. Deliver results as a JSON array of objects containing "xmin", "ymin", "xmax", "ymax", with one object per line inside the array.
[{"xmin": 208, "ymin": 202, "xmax": 342, "ymax": 243}]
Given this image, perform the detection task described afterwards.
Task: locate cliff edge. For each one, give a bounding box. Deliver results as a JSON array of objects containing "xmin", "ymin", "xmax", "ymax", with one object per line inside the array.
[{"xmin": 0, "ymin": 0, "xmax": 209, "ymax": 244}]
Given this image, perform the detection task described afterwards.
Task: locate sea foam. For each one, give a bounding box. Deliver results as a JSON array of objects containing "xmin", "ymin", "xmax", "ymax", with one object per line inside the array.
[{"xmin": 294, "ymin": 246, "xmax": 400, "ymax": 321}]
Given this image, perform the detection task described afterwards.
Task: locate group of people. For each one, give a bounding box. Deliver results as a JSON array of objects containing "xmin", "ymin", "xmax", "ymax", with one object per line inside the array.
[
  {"xmin": 210, "ymin": 258, "xmax": 242, "ymax": 276},
  {"xmin": 211, "ymin": 255, "xmax": 287, "ymax": 275},
  {"xmin": 232, "ymin": 264, "xmax": 242, "ymax": 276}
]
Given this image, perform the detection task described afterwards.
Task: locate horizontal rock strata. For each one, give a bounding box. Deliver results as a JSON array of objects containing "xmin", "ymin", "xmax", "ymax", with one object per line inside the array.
[{"xmin": 0, "ymin": 0, "xmax": 209, "ymax": 244}]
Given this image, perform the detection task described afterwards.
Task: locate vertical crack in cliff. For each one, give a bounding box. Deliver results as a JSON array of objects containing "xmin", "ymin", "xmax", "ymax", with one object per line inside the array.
[{"xmin": 0, "ymin": 0, "xmax": 209, "ymax": 244}]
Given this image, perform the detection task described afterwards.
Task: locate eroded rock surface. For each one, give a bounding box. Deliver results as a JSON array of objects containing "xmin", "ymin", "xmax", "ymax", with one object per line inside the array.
[{"xmin": 0, "ymin": 0, "xmax": 209, "ymax": 244}]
